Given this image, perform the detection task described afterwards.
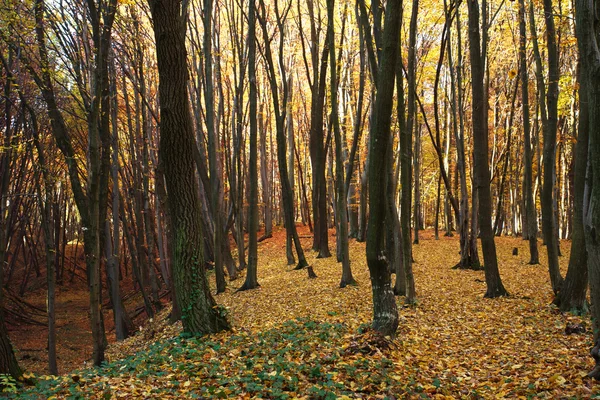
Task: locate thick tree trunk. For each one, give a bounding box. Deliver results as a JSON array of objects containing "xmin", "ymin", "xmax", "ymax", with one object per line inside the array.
[
  {"xmin": 467, "ymin": 0, "xmax": 508, "ymax": 298},
  {"xmin": 366, "ymin": 0, "xmax": 401, "ymax": 337},
  {"xmin": 149, "ymin": 0, "xmax": 229, "ymax": 334},
  {"xmin": 574, "ymin": 0, "xmax": 599, "ymax": 379},
  {"xmin": 307, "ymin": 2, "xmax": 332, "ymax": 258}
]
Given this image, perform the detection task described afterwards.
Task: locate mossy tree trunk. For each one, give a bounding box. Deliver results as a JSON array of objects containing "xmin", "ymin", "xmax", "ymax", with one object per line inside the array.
[{"xmin": 149, "ymin": 0, "xmax": 230, "ymax": 334}]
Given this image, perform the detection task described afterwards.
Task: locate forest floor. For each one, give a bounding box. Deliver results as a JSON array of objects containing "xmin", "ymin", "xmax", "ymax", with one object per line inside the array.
[{"xmin": 10, "ymin": 226, "xmax": 599, "ymax": 399}]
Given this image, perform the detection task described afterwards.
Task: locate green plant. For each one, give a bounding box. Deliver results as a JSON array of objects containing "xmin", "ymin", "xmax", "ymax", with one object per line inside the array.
[{"xmin": 0, "ymin": 374, "xmax": 18, "ymax": 393}]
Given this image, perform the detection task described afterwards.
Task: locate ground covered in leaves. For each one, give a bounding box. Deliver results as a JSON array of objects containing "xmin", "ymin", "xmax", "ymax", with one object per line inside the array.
[{"xmin": 11, "ymin": 228, "xmax": 600, "ymax": 398}]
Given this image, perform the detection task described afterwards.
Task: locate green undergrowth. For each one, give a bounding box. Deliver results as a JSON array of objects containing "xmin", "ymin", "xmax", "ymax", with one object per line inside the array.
[{"xmin": 13, "ymin": 318, "xmax": 414, "ymax": 399}]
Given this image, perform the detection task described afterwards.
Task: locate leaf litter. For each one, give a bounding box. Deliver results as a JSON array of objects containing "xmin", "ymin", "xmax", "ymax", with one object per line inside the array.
[{"xmin": 12, "ymin": 228, "xmax": 599, "ymax": 398}]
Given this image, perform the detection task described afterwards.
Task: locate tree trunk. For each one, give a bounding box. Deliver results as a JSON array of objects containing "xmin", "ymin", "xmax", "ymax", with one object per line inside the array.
[
  {"xmin": 575, "ymin": 0, "xmax": 600, "ymax": 378},
  {"xmin": 0, "ymin": 50, "xmax": 22, "ymax": 379},
  {"xmin": 366, "ymin": 0, "xmax": 401, "ymax": 336},
  {"xmin": 257, "ymin": 0, "xmax": 308, "ymax": 270},
  {"xmin": 557, "ymin": 61, "xmax": 588, "ymax": 312},
  {"xmin": 204, "ymin": 0, "xmax": 227, "ymax": 294},
  {"xmin": 149, "ymin": 0, "xmax": 230, "ymax": 334},
  {"xmin": 413, "ymin": 123, "xmax": 421, "ymax": 244},
  {"xmin": 541, "ymin": 0, "xmax": 564, "ymax": 295},
  {"xmin": 238, "ymin": 0, "xmax": 259, "ymax": 291},
  {"xmin": 466, "ymin": 0, "xmax": 508, "ymax": 298},
  {"xmin": 518, "ymin": 0, "xmax": 540, "ymax": 265}
]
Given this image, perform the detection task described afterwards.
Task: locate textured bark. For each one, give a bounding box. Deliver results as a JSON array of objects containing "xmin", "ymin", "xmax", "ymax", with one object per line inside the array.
[
  {"xmin": 574, "ymin": 0, "xmax": 600, "ymax": 378},
  {"xmin": 366, "ymin": 0, "xmax": 401, "ymax": 336},
  {"xmin": 149, "ymin": 0, "xmax": 230, "ymax": 334},
  {"xmin": 466, "ymin": 0, "xmax": 508, "ymax": 298}
]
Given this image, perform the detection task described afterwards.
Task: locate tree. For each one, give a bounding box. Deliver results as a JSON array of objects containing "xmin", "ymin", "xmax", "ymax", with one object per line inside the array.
[
  {"xmin": 29, "ymin": 0, "xmax": 116, "ymax": 365},
  {"xmin": 327, "ymin": 0, "xmax": 355, "ymax": 288},
  {"xmin": 0, "ymin": 49, "xmax": 22, "ymax": 380},
  {"xmin": 574, "ymin": 0, "xmax": 600, "ymax": 379},
  {"xmin": 238, "ymin": 0, "xmax": 259, "ymax": 291},
  {"xmin": 466, "ymin": 0, "xmax": 508, "ymax": 298},
  {"xmin": 204, "ymin": 0, "xmax": 227, "ymax": 294},
  {"xmin": 541, "ymin": 0, "xmax": 563, "ymax": 295},
  {"xmin": 302, "ymin": 0, "xmax": 332, "ymax": 259},
  {"xmin": 257, "ymin": 0, "xmax": 309, "ymax": 271},
  {"xmin": 518, "ymin": 0, "xmax": 540, "ymax": 266},
  {"xmin": 400, "ymin": 0, "xmax": 417, "ymax": 303},
  {"xmin": 556, "ymin": 60, "xmax": 588, "ymax": 312},
  {"xmin": 148, "ymin": 0, "xmax": 230, "ymax": 334},
  {"xmin": 366, "ymin": 0, "xmax": 402, "ymax": 336}
]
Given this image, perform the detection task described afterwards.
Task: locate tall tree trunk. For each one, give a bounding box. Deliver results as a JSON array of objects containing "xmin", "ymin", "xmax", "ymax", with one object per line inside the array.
[
  {"xmin": 448, "ymin": 3, "xmax": 473, "ymax": 269},
  {"xmin": 307, "ymin": 0, "xmax": 332, "ymax": 258},
  {"xmin": 0, "ymin": 50, "xmax": 22, "ymax": 379},
  {"xmin": 149, "ymin": 0, "xmax": 230, "ymax": 334},
  {"xmin": 239, "ymin": 0, "xmax": 259, "ymax": 291},
  {"xmin": 204, "ymin": 0, "xmax": 227, "ymax": 294},
  {"xmin": 366, "ymin": 0, "xmax": 401, "ymax": 336},
  {"xmin": 575, "ymin": 0, "xmax": 600, "ymax": 378},
  {"xmin": 518, "ymin": 0, "xmax": 540, "ymax": 265},
  {"xmin": 413, "ymin": 123, "xmax": 421, "ymax": 244},
  {"xmin": 257, "ymin": 0, "xmax": 308, "ymax": 270},
  {"xmin": 466, "ymin": 0, "xmax": 508, "ymax": 298},
  {"xmin": 557, "ymin": 61, "xmax": 589, "ymax": 312},
  {"xmin": 399, "ymin": 0, "xmax": 415, "ymax": 304},
  {"xmin": 541, "ymin": 0, "xmax": 564, "ymax": 295},
  {"xmin": 259, "ymin": 103, "xmax": 273, "ymax": 239},
  {"xmin": 327, "ymin": 0, "xmax": 355, "ymax": 288}
]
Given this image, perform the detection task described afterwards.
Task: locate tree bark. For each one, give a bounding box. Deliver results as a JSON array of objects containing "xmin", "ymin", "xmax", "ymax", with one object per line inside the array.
[
  {"xmin": 366, "ymin": 0, "xmax": 402, "ymax": 336},
  {"xmin": 575, "ymin": 0, "xmax": 600, "ymax": 379},
  {"xmin": 149, "ymin": 0, "xmax": 230, "ymax": 334},
  {"xmin": 466, "ymin": 0, "xmax": 508, "ymax": 298}
]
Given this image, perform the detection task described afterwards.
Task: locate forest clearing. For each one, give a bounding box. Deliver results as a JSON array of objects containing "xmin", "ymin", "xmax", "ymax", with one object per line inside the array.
[{"xmin": 10, "ymin": 227, "xmax": 597, "ymax": 398}]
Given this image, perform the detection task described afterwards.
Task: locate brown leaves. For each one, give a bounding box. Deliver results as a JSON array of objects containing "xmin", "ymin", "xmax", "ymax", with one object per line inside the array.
[{"xmin": 19, "ymin": 228, "xmax": 600, "ymax": 398}]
